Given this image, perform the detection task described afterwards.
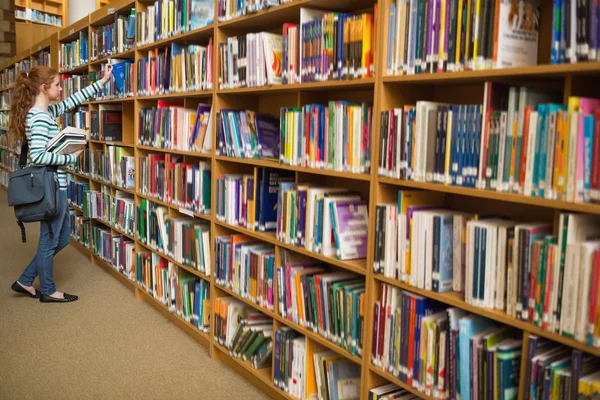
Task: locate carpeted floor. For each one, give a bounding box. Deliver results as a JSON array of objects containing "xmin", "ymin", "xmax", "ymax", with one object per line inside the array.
[{"xmin": 0, "ymin": 191, "xmax": 268, "ymax": 400}]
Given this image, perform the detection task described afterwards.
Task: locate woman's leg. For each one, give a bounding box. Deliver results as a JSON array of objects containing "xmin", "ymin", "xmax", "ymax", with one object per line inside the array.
[{"xmin": 36, "ymin": 191, "xmax": 69, "ymax": 296}]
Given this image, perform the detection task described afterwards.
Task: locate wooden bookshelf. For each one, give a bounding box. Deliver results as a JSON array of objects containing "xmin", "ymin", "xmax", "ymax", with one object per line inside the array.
[{"xmin": 5, "ymin": 0, "xmax": 600, "ymax": 399}]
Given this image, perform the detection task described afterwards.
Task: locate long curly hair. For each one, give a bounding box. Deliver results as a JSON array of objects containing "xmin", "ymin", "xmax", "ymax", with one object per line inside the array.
[{"xmin": 8, "ymin": 66, "xmax": 58, "ymax": 147}]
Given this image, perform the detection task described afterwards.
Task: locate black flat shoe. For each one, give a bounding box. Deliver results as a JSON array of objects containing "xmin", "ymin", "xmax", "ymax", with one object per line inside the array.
[
  {"xmin": 11, "ymin": 281, "xmax": 40, "ymax": 298},
  {"xmin": 39, "ymin": 293, "xmax": 78, "ymax": 303}
]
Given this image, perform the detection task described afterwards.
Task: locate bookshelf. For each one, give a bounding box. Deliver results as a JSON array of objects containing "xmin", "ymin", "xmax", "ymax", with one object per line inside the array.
[{"xmin": 4, "ymin": 0, "xmax": 600, "ymax": 399}]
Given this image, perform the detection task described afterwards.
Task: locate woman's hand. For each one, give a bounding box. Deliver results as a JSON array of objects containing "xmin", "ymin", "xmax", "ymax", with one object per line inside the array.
[
  {"xmin": 101, "ymin": 64, "xmax": 114, "ymax": 85},
  {"xmin": 72, "ymin": 148, "xmax": 85, "ymax": 159}
]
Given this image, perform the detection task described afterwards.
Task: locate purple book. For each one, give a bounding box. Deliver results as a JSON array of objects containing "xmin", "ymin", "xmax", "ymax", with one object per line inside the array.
[
  {"xmin": 405, "ymin": 205, "xmax": 440, "ymax": 243},
  {"xmin": 191, "ymin": 103, "xmax": 212, "ymax": 150},
  {"xmin": 254, "ymin": 113, "xmax": 280, "ymax": 161},
  {"xmin": 331, "ymin": 199, "xmax": 368, "ymax": 260}
]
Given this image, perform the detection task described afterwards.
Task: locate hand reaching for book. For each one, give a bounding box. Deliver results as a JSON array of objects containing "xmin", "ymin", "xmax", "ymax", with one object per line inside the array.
[{"xmin": 101, "ymin": 64, "xmax": 113, "ymax": 85}]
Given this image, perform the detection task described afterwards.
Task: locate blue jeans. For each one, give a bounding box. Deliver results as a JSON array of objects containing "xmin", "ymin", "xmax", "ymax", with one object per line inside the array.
[{"xmin": 18, "ymin": 190, "xmax": 70, "ymax": 295}]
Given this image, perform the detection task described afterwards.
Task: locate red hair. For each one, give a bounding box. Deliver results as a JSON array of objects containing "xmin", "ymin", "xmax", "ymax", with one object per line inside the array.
[{"xmin": 8, "ymin": 66, "xmax": 58, "ymax": 147}]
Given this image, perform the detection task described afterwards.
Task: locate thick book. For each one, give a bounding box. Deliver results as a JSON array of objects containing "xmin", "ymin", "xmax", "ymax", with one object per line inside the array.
[{"xmin": 46, "ymin": 126, "xmax": 88, "ymax": 155}]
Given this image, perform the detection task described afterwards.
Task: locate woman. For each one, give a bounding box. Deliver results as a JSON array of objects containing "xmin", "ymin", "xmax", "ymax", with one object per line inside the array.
[{"xmin": 8, "ymin": 64, "xmax": 113, "ymax": 303}]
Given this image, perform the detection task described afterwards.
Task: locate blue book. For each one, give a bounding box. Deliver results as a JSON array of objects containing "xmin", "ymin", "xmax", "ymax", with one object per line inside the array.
[
  {"xmin": 190, "ymin": 0, "xmax": 214, "ymax": 30},
  {"xmin": 584, "ymin": 114, "xmax": 594, "ymax": 202},
  {"xmin": 458, "ymin": 315, "xmax": 492, "ymax": 400},
  {"xmin": 437, "ymin": 214, "xmax": 454, "ymax": 292},
  {"xmin": 258, "ymin": 168, "xmax": 294, "ymax": 232}
]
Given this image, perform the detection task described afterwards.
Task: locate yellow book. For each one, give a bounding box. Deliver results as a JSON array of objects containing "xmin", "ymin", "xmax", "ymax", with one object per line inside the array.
[
  {"xmin": 361, "ymin": 14, "xmax": 371, "ymax": 77},
  {"xmin": 398, "ymin": 190, "xmax": 445, "ymax": 284},
  {"xmin": 464, "ymin": 0, "xmax": 472, "ymax": 68},
  {"xmin": 439, "ymin": 0, "xmax": 447, "ymax": 71},
  {"xmin": 472, "ymin": 0, "xmax": 482, "ymax": 65},
  {"xmin": 285, "ymin": 190, "xmax": 293, "ymax": 242},
  {"xmin": 455, "ymin": 0, "xmax": 464, "ymax": 68},
  {"xmin": 306, "ymin": 345, "xmax": 335, "ymax": 400},
  {"xmin": 287, "ymin": 111, "xmax": 294, "ymax": 164}
]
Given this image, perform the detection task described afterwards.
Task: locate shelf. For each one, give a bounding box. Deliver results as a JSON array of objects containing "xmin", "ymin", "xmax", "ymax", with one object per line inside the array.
[
  {"xmin": 136, "ymin": 89, "xmax": 213, "ymax": 100},
  {"xmin": 217, "ymin": 78, "xmax": 375, "ymax": 95},
  {"xmin": 137, "ymin": 145, "xmax": 212, "ymax": 158},
  {"xmin": 212, "ymin": 342, "xmax": 283, "ymax": 397},
  {"xmin": 217, "ymin": 0, "xmax": 375, "ymax": 32},
  {"xmin": 378, "ymin": 177, "xmax": 600, "ymax": 215},
  {"xmin": 59, "ymin": 16, "xmax": 90, "ymax": 42},
  {"xmin": 68, "ymin": 202, "xmax": 83, "ymax": 212},
  {"xmin": 135, "ymin": 191, "xmax": 212, "ymax": 222},
  {"xmin": 92, "ymin": 217, "xmax": 136, "ymax": 242},
  {"xmin": 135, "ymin": 285, "xmax": 210, "ymax": 348},
  {"xmin": 214, "ymin": 220, "xmax": 367, "ymax": 275},
  {"xmin": 89, "ymin": 49, "xmax": 135, "ymax": 66},
  {"xmin": 382, "ymin": 61, "xmax": 600, "ymax": 85},
  {"xmin": 90, "ymin": 0, "xmax": 136, "ymax": 26},
  {"xmin": 374, "ymin": 274, "xmax": 600, "ymax": 358},
  {"xmin": 59, "ymin": 64, "xmax": 90, "ymax": 74},
  {"xmin": 369, "ymin": 365, "xmax": 435, "ymax": 400},
  {"xmin": 136, "ymin": 24, "xmax": 214, "ymax": 52},
  {"xmin": 88, "ymin": 140, "xmax": 136, "ymax": 147},
  {"xmin": 93, "ymin": 255, "xmax": 137, "ymax": 293},
  {"xmin": 216, "ymin": 282, "xmax": 363, "ymax": 365},
  {"xmin": 65, "ymin": 169, "xmax": 136, "ymax": 195},
  {"xmin": 88, "ymin": 97, "xmax": 135, "ymax": 104},
  {"xmin": 215, "ymin": 156, "xmax": 372, "ymax": 181},
  {"xmin": 69, "ymin": 237, "xmax": 91, "ymax": 255},
  {"xmin": 136, "ymin": 239, "xmax": 210, "ymax": 281}
]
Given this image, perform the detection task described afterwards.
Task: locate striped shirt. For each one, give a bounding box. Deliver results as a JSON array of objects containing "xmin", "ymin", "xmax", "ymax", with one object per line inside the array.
[{"xmin": 26, "ymin": 80, "xmax": 103, "ymax": 190}]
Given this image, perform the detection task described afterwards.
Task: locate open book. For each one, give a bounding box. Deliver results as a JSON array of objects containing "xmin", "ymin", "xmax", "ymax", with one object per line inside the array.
[{"xmin": 46, "ymin": 126, "xmax": 88, "ymax": 155}]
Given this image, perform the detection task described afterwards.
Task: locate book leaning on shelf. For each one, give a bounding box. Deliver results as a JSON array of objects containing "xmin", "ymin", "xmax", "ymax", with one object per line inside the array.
[{"xmin": 47, "ymin": 126, "xmax": 89, "ymax": 155}]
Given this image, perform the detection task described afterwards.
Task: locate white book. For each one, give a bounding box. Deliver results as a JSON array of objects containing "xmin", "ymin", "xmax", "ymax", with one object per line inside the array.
[{"xmin": 575, "ymin": 241, "xmax": 600, "ymax": 342}]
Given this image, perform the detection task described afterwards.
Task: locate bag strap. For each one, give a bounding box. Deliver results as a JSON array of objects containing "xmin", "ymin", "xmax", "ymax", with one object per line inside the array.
[
  {"xmin": 18, "ymin": 142, "xmax": 28, "ymax": 168},
  {"xmin": 17, "ymin": 220, "xmax": 26, "ymax": 243}
]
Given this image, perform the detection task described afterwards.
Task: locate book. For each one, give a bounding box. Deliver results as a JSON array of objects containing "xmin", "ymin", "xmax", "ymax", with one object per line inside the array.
[{"xmin": 46, "ymin": 126, "xmax": 88, "ymax": 155}]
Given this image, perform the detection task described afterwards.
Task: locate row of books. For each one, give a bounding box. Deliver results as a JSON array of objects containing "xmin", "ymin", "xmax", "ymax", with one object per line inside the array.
[
  {"xmin": 135, "ymin": 0, "xmax": 214, "ymax": 47},
  {"xmin": 60, "ymin": 107, "xmax": 89, "ymax": 131},
  {"xmin": 136, "ymin": 199, "xmax": 211, "ymax": 276},
  {"xmin": 86, "ymin": 146, "xmax": 135, "ymax": 190},
  {"xmin": 138, "ymin": 102, "xmax": 213, "ymax": 152},
  {"xmin": 385, "ymin": 0, "xmax": 539, "ymax": 76},
  {"xmin": 214, "ymin": 234, "xmax": 276, "ymax": 311},
  {"xmin": 69, "ymin": 211, "xmax": 91, "ymax": 247},
  {"xmin": 378, "ymin": 89, "xmax": 600, "ymax": 205},
  {"xmin": 90, "ymin": 11, "xmax": 136, "ymax": 60},
  {"xmin": 522, "ymin": 335, "xmax": 600, "ymax": 400},
  {"xmin": 374, "ymin": 189, "xmax": 600, "ymax": 347},
  {"xmin": 82, "ymin": 187, "xmax": 135, "ymax": 237},
  {"xmin": 139, "ymin": 155, "xmax": 211, "ymax": 215},
  {"xmin": 217, "ymin": 102, "xmax": 373, "ymax": 176},
  {"xmin": 0, "ymin": 150, "xmax": 18, "ymax": 172},
  {"xmin": 92, "ymin": 226, "xmax": 135, "ymax": 279},
  {"xmin": 275, "ymin": 328, "xmax": 361, "ymax": 400},
  {"xmin": 136, "ymin": 41, "xmax": 213, "ymax": 96},
  {"xmin": 89, "ymin": 60, "xmax": 135, "ymax": 99},
  {"xmin": 33, "ymin": 50, "xmax": 51, "ymax": 68},
  {"xmin": 280, "ymin": 102, "xmax": 373, "ymax": 173},
  {"xmin": 15, "ymin": 8, "xmax": 62, "ymax": 27},
  {"xmin": 61, "ymin": 74, "xmax": 89, "ymax": 99},
  {"xmin": 90, "ymin": 105, "xmax": 124, "ymax": 142},
  {"xmin": 218, "ymin": 9, "xmax": 375, "ymax": 89},
  {"xmin": 217, "ymin": 0, "xmax": 291, "ymax": 22},
  {"xmin": 550, "ymin": 0, "xmax": 600, "ymax": 64},
  {"xmin": 215, "ymin": 168, "xmax": 294, "ymax": 231},
  {"xmin": 277, "ymin": 251, "xmax": 365, "ymax": 356},
  {"xmin": 136, "ymin": 253, "xmax": 211, "ymax": 331},
  {"xmin": 66, "ymin": 176, "xmax": 89, "ymax": 209},
  {"xmin": 373, "ymin": 283, "xmax": 524, "ymax": 400},
  {"xmin": 213, "ymin": 297, "xmax": 273, "ymax": 368},
  {"xmin": 59, "ymin": 31, "xmax": 89, "ymax": 71}
]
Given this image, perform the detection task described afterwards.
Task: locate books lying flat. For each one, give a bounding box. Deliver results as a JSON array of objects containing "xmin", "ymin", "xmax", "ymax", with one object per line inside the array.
[{"xmin": 47, "ymin": 126, "xmax": 88, "ymax": 155}]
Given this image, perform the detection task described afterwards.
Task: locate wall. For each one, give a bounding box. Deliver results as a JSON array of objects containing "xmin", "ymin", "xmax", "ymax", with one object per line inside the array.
[
  {"xmin": 0, "ymin": 0, "xmax": 16, "ymax": 64},
  {"xmin": 68, "ymin": 0, "xmax": 95, "ymax": 25}
]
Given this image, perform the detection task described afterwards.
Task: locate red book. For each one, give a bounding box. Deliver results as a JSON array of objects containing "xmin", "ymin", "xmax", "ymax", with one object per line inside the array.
[
  {"xmin": 406, "ymin": 295, "xmax": 417, "ymax": 386},
  {"xmin": 591, "ymin": 107, "xmax": 600, "ymax": 202}
]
